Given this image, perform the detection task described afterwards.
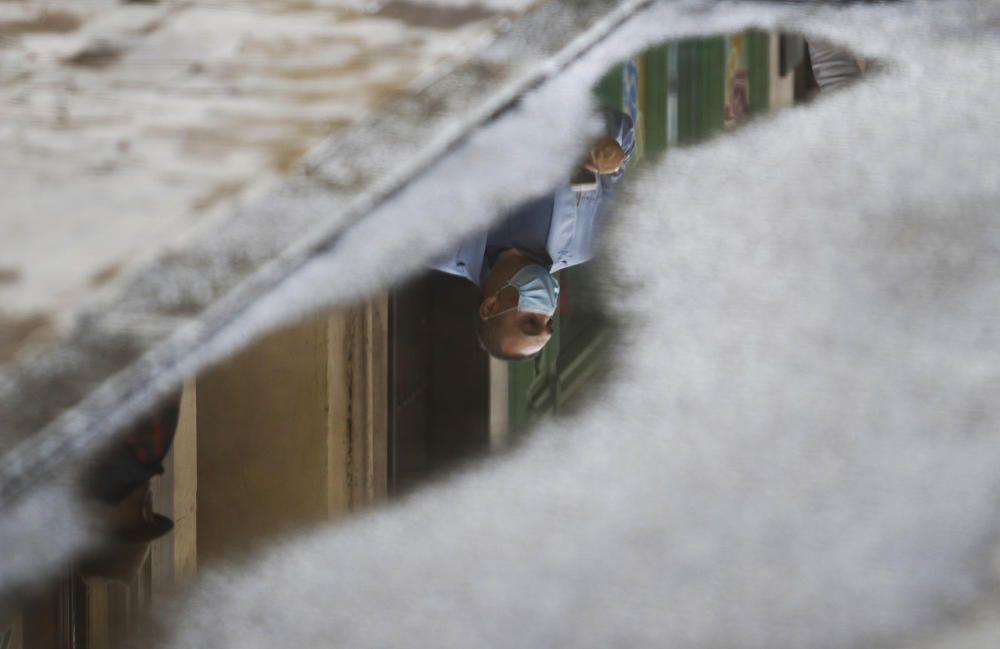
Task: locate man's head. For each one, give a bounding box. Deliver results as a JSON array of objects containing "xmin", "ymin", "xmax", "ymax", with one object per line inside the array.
[
  {"xmin": 78, "ymin": 481, "xmax": 174, "ymax": 583},
  {"xmin": 477, "ymin": 250, "xmax": 558, "ymax": 360}
]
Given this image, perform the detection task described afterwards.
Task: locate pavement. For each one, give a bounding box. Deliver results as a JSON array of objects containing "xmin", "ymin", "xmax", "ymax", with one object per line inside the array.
[{"xmin": 0, "ymin": 0, "xmax": 536, "ymax": 347}]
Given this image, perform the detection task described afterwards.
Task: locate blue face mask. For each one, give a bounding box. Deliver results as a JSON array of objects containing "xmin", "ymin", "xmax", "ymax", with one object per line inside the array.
[{"xmin": 502, "ymin": 264, "xmax": 560, "ymax": 316}]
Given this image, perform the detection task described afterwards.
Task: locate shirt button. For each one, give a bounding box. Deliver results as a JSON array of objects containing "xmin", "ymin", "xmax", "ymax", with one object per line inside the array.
[{"xmin": 457, "ymin": 261, "xmax": 465, "ymax": 268}]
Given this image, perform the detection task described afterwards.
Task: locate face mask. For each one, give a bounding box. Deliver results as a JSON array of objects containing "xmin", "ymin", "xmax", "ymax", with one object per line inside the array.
[{"xmin": 500, "ymin": 264, "xmax": 560, "ymax": 316}]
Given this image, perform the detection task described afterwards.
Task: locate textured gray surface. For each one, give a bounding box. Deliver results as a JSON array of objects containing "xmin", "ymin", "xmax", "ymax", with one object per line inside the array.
[
  {"xmin": 162, "ymin": 2, "xmax": 1000, "ymax": 648},
  {"xmin": 0, "ymin": 0, "xmax": 535, "ymax": 327},
  {"xmin": 3, "ymin": 0, "xmax": 1000, "ymax": 647}
]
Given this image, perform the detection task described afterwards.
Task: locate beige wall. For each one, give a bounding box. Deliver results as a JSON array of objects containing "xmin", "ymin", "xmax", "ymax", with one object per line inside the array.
[
  {"xmin": 769, "ymin": 33, "xmax": 796, "ymax": 110},
  {"xmin": 78, "ymin": 295, "xmax": 392, "ymax": 646},
  {"xmin": 150, "ymin": 380, "xmax": 198, "ymax": 589},
  {"xmin": 196, "ymin": 298, "xmax": 387, "ymax": 563},
  {"xmin": 171, "ymin": 382, "xmax": 198, "ymax": 581}
]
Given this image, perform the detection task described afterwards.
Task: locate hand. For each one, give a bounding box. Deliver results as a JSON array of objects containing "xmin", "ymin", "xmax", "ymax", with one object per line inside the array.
[{"xmin": 583, "ymin": 135, "xmax": 625, "ymax": 175}]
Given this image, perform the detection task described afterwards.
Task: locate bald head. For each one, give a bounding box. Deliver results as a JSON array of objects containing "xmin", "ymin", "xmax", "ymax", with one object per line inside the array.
[
  {"xmin": 476, "ymin": 309, "xmax": 553, "ymax": 360},
  {"xmin": 477, "ymin": 249, "xmax": 557, "ymax": 361}
]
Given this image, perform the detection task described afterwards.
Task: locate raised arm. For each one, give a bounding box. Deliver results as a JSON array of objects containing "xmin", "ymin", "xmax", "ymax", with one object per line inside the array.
[{"xmin": 598, "ymin": 109, "xmax": 635, "ymax": 184}]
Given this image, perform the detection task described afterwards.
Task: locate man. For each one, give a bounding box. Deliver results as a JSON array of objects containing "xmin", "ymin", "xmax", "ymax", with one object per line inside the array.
[
  {"xmin": 432, "ymin": 109, "xmax": 635, "ymax": 360},
  {"xmin": 77, "ymin": 400, "xmax": 178, "ymax": 582}
]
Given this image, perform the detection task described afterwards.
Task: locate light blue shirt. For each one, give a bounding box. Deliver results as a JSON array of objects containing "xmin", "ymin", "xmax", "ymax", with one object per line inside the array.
[{"xmin": 432, "ymin": 110, "xmax": 635, "ymax": 287}]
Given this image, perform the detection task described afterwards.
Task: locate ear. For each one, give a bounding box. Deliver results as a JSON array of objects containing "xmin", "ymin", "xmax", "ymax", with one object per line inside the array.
[{"xmin": 479, "ymin": 294, "xmax": 499, "ymax": 320}]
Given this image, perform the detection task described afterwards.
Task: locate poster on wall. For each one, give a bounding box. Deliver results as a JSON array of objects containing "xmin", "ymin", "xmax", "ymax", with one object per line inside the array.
[{"xmin": 724, "ymin": 34, "xmax": 750, "ymax": 126}]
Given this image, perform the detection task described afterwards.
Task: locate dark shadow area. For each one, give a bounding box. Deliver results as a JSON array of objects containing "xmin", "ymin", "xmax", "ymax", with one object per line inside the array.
[{"xmin": 389, "ymin": 273, "xmax": 490, "ymax": 494}]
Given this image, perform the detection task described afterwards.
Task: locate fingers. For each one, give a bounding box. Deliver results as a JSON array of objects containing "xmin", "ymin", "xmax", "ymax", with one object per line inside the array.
[{"xmin": 589, "ymin": 136, "xmax": 625, "ymax": 174}]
